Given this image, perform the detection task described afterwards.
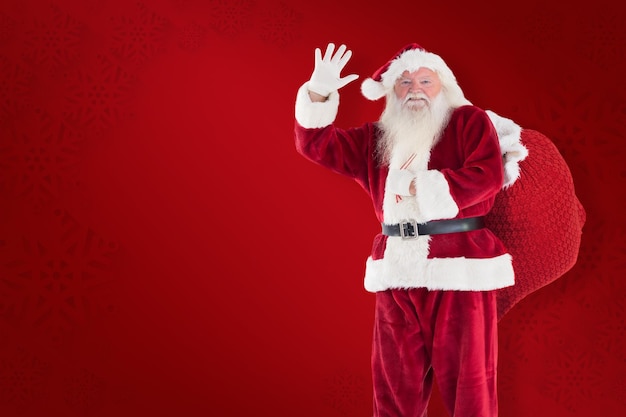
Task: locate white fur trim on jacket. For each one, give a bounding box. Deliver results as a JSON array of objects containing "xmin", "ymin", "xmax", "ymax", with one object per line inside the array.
[
  {"xmin": 414, "ymin": 170, "xmax": 459, "ymax": 221},
  {"xmin": 363, "ymin": 242, "xmax": 514, "ymax": 292},
  {"xmin": 486, "ymin": 110, "xmax": 528, "ymax": 188},
  {"xmin": 295, "ymin": 82, "xmax": 339, "ymax": 129},
  {"xmin": 386, "ymin": 168, "xmax": 416, "ymax": 196}
]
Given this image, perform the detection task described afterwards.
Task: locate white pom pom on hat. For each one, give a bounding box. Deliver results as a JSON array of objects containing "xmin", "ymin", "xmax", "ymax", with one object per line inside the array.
[{"xmin": 360, "ymin": 43, "xmax": 463, "ymax": 101}]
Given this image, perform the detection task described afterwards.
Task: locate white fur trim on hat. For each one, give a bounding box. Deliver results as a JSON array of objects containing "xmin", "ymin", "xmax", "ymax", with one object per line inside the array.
[
  {"xmin": 361, "ymin": 77, "xmax": 387, "ymax": 101},
  {"xmin": 362, "ymin": 48, "xmax": 465, "ymax": 102}
]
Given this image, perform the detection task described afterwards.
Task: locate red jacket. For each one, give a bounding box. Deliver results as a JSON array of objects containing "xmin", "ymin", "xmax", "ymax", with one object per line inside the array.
[{"xmin": 294, "ymin": 83, "xmax": 515, "ymax": 292}]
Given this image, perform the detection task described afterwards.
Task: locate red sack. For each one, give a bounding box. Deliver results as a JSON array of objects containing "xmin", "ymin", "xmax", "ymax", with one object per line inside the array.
[{"xmin": 485, "ymin": 129, "xmax": 586, "ymax": 320}]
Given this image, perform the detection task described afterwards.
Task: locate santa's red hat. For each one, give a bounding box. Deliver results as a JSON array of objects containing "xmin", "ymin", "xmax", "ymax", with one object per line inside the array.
[{"xmin": 361, "ymin": 43, "xmax": 468, "ymax": 104}]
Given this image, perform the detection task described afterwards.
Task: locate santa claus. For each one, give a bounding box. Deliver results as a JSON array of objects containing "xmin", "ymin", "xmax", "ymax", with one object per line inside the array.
[{"xmin": 294, "ymin": 43, "xmax": 584, "ymax": 417}]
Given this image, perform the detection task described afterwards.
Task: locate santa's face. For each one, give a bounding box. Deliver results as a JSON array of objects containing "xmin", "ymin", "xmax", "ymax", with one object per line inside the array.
[
  {"xmin": 377, "ymin": 69, "xmax": 452, "ymax": 166},
  {"xmin": 393, "ymin": 68, "xmax": 442, "ymax": 111}
]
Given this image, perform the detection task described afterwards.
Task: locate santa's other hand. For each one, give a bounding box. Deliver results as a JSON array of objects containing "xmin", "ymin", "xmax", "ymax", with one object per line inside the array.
[{"xmin": 386, "ymin": 168, "xmax": 416, "ymax": 196}]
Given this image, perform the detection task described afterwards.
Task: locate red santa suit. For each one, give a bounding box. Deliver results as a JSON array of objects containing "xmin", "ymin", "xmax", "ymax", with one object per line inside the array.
[
  {"xmin": 295, "ymin": 44, "xmax": 527, "ymax": 417},
  {"xmin": 295, "ymin": 102, "xmax": 515, "ymax": 292}
]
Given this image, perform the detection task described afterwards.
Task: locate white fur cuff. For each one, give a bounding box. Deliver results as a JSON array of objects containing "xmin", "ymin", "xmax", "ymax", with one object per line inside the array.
[
  {"xmin": 414, "ymin": 170, "xmax": 459, "ymax": 221},
  {"xmin": 386, "ymin": 168, "xmax": 416, "ymax": 196},
  {"xmin": 294, "ymin": 82, "xmax": 339, "ymax": 129}
]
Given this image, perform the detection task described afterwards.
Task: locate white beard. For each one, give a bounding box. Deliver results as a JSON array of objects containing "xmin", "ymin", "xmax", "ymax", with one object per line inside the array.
[
  {"xmin": 378, "ymin": 92, "xmax": 455, "ymax": 224},
  {"xmin": 377, "ymin": 92, "xmax": 453, "ymax": 170}
]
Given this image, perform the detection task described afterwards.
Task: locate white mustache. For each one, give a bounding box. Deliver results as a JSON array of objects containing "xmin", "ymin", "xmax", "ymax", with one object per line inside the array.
[{"xmin": 404, "ymin": 93, "xmax": 430, "ymax": 104}]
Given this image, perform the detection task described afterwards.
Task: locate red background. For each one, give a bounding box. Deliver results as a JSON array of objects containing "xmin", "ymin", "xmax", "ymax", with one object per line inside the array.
[{"xmin": 0, "ymin": 0, "xmax": 624, "ymax": 416}]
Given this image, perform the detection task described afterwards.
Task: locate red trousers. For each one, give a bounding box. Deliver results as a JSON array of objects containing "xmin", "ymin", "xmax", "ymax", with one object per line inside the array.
[{"xmin": 372, "ymin": 288, "xmax": 498, "ymax": 417}]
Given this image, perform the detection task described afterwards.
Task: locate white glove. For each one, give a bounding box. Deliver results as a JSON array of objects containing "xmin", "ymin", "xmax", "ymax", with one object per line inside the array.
[
  {"xmin": 386, "ymin": 168, "xmax": 416, "ymax": 196},
  {"xmin": 308, "ymin": 43, "xmax": 359, "ymax": 97}
]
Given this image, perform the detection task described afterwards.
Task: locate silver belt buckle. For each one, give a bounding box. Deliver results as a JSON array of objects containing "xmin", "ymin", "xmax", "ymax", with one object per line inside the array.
[{"xmin": 399, "ymin": 219, "xmax": 418, "ymax": 239}]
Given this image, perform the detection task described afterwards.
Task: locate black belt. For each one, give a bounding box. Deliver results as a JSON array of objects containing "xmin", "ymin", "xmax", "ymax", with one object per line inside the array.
[{"xmin": 382, "ymin": 217, "xmax": 485, "ymax": 239}]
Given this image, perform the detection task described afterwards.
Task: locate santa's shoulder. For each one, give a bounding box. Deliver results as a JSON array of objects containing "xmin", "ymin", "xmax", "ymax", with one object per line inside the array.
[{"xmin": 449, "ymin": 104, "xmax": 492, "ymax": 125}]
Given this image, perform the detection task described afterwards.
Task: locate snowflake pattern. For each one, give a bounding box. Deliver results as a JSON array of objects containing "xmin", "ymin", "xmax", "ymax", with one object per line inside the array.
[
  {"xmin": 541, "ymin": 346, "xmax": 606, "ymax": 412},
  {"xmin": 84, "ymin": 0, "xmax": 108, "ymax": 14},
  {"xmin": 109, "ymin": 2, "xmax": 170, "ymax": 65},
  {"xmin": 606, "ymin": 372, "xmax": 626, "ymax": 407},
  {"xmin": 63, "ymin": 368, "xmax": 106, "ymax": 415},
  {"xmin": 580, "ymin": 286, "xmax": 625, "ymax": 358},
  {"xmin": 0, "ymin": 55, "xmax": 34, "ymax": 127},
  {"xmin": 575, "ymin": 9, "xmax": 626, "ymax": 73},
  {"xmin": 321, "ymin": 370, "xmax": 368, "ymax": 416},
  {"xmin": 208, "ymin": 0, "xmax": 255, "ymax": 38},
  {"xmin": 573, "ymin": 218, "xmax": 603, "ymax": 271},
  {"xmin": 0, "ymin": 236, "xmax": 12, "ymax": 321},
  {"xmin": 0, "ymin": 347, "xmax": 49, "ymax": 414},
  {"xmin": 597, "ymin": 226, "xmax": 626, "ymax": 290},
  {"xmin": 497, "ymin": 327, "xmax": 532, "ymax": 412},
  {"xmin": 507, "ymin": 290, "xmax": 553, "ymax": 330},
  {"xmin": 0, "ymin": 208, "xmax": 119, "ymax": 347},
  {"xmin": 0, "ymin": 321, "xmax": 9, "ymax": 353},
  {"xmin": 588, "ymin": 96, "xmax": 626, "ymax": 160},
  {"xmin": 502, "ymin": 292, "xmax": 568, "ymax": 351},
  {"xmin": 0, "ymin": 108, "xmax": 84, "ymax": 211},
  {"xmin": 519, "ymin": 4, "xmax": 565, "ymax": 51},
  {"xmin": 0, "ymin": 2, "xmax": 622, "ymax": 416},
  {"xmin": 499, "ymin": 316, "xmax": 534, "ymax": 366},
  {"xmin": 497, "ymin": 360, "xmax": 525, "ymax": 411},
  {"xmin": 257, "ymin": 1, "xmax": 302, "ymax": 48},
  {"xmin": 169, "ymin": 0, "xmax": 192, "ymax": 8},
  {"xmin": 63, "ymin": 53, "xmax": 135, "ymax": 134},
  {"xmin": 21, "ymin": 4, "xmax": 85, "ymax": 71},
  {"xmin": 518, "ymin": 83, "xmax": 623, "ymax": 179},
  {"xmin": 178, "ymin": 21, "xmax": 207, "ymax": 52},
  {"xmin": 0, "ymin": 12, "xmax": 17, "ymax": 45}
]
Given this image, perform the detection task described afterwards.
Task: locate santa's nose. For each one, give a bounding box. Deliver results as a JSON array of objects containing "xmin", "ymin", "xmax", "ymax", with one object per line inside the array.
[{"xmin": 409, "ymin": 83, "xmax": 422, "ymax": 93}]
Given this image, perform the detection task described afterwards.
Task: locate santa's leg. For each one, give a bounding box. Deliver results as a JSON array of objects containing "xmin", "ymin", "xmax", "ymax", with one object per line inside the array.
[
  {"xmin": 372, "ymin": 289, "xmax": 434, "ymax": 417},
  {"xmin": 431, "ymin": 290, "xmax": 498, "ymax": 417}
]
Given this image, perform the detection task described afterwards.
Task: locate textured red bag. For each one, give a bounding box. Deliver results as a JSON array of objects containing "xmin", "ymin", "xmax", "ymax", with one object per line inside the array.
[{"xmin": 485, "ymin": 129, "xmax": 586, "ymax": 320}]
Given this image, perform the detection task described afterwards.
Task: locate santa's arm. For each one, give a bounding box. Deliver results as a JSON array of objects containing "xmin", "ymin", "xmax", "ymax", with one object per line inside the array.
[
  {"xmin": 414, "ymin": 109, "xmax": 504, "ymax": 220},
  {"xmin": 296, "ymin": 43, "xmax": 358, "ymax": 128},
  {"xmin": 295, "ymin": 43, "xmax": 375, "ymax": 179},
  {"xmin": 294, "ymin": 94, "xmax": 373, "ymax": 180}
]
